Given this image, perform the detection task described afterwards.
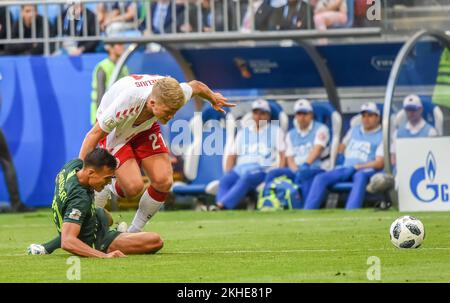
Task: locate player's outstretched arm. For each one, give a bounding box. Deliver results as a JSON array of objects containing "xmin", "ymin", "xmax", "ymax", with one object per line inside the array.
[
  {"xmin": 79, "ymin": 122, "xmax": 109, "ymax": 160},
  {"xmin": 61, "ymin": 222, "xmax": 125, "ymax": 258},
  {"xmin": 188, "ymin": 80, "xmax": 235, "ymax": 113}
]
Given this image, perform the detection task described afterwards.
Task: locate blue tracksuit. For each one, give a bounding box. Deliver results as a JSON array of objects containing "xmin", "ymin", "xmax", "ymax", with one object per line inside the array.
[
  {"xmin": 217, "ymin": 124, "xmax": 283, "ymax": 209},
  {"xmin": 263, "ymin": 121, "xmax": 328, "ymax": 206},
  {"xmin": 304, "ymin": 125, "xmax": 383, "ymax": 210}
]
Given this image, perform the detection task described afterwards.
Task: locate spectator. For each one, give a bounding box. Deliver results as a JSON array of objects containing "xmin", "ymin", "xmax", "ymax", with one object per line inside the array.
[
  {"xmin": 366, "ymin": 95, "xmax": 438, "ymax": 207},
  {"xmin": 4, "ymin": 5, "xmax": 46, "ymax": 55},
  {"xmin": 271, "ymin": 0, "xmax": 315, "ymax": 30},
  {"xmin": 391, "ymin": 94, "xmax": 438, "ymax": 162},
  {"xmin": 261, "ymin": 99, "xmax": 330, "ymax": 207},
  {"xmin": 240, "ymin": 0, "xmax": 276, "ymax": 32},
  {"xmin": 304, "ymin": 102, "xmax": 384, "ymax": 210},
  {"xmin": 98, "ymin": 1, "xmax": 138, "ymax": 35},
  {"xmin": 61, "ymin": 3, "xmax": 98, "ymax": 56},
  {"xmin": 313, "ymin": 0, "xmax": 348, "ymax": 30},
  {"xmin": 180, "ymin": 0, "xmax": 236, "ymax": 33},
  {"xmin": 137, "ymin": 0, "xmax": 184, "ymax": 34},
  {"xmin": 0, "ymin": 6, "xmax": 12, "ymax": 54},
  {"xmin": 214, "ymin": 99, "xmax": 286, "ymax": 210},
  {"xmin": 90, "ymin": 42, "xmax": 129, "ymax": 126}
]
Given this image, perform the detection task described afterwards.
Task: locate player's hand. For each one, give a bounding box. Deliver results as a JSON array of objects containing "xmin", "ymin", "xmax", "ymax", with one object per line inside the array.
[
  {"xmin": 210, "ymin": 93, "xmax": 236, "ymax": 114},
  {"xmin": 104, "ymin": 250, "xmax": 126, "ymax": 258}
]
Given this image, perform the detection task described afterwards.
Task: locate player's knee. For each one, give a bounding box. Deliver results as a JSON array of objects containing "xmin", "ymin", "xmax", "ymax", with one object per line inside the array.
[
  {"xmin": 151, "ymin": 175, "xmax": 173, "ymax": 193},
  {"xmin": 124, "ymin": 182, "xmax": 145, "ymax": 198}
]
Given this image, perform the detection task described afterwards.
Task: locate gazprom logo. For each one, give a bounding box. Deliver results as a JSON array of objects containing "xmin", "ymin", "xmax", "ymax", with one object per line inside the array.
[
  {"xmin": 410, "ymin": 152, "xmax": 449, "ymax": 203},
  {"xmin": 426, "ymin": 152, "xmax": 436, "ymax": 182}
]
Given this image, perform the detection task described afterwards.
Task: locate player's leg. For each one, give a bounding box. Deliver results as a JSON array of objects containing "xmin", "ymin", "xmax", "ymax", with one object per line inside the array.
[
  {"xmin": 107, "ymin": 232, "xmax": 164, "ymax": 255},
  {"xmin": 345, "ymin": 168, "xmax": 377, "ymax": 210},
  {"xmin": 127, "ymin": 153, "xmax": 172, "ymax": 232},
  {"xmin": 218, "ymin": 170, "xmax": 266, "ymax": 209},
  {"xmin": 114, "ymin": 159, "xmax": 145, "ymax": 198},
  {"xmin": 42, "ymin": 236, "xmax": 61, "ymax": 253},
  {"xmin": 296, "ymin": 168, "xmax": 324, "ymax": 204},
  {"xmin": 303, "ymin": 167, "xmax": 353, "ymax": 209},
  {"xmin": 28, "ymin": 235, "xmax": 61, "ymax": 255},
  {"xmin": 95, "ymin": 139, "xmax": 144, "ymax": 208},
  {"xmin": 126, "ymin": 124, "xmax": 171, "ymax": 232},
  {"xmin": 216, "ymin": 170, "xmax": 240, "ymax": 203}
]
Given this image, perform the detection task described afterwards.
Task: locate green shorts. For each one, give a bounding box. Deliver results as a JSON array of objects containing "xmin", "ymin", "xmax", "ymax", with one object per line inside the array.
[{"xmin": 94, "ymin": 208, "xmax": 122, "ymax": 253}]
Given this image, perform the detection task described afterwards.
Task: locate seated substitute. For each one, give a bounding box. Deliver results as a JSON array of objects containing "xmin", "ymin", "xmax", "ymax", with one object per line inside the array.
[
  {"xmin": 214, "ymin": 99, "xmax": 286, "ymax": 210},
  {"xmin": 391, "ymin": 94, "xmax": 438, "ymax": 160},
  {"xmin": 304, "ymin": 102, "xmax": 384, "ymax": 210},
  {"xmin": 262, "ymin": 99, "xmax": 330, "ymax": 207},
  {"xmin": 27, "ymin": 148, "xmax": 163, "ymax": 258},
  {"xmin": 366, "ymin": 94, "xmax": 438, "ymax": 199}
]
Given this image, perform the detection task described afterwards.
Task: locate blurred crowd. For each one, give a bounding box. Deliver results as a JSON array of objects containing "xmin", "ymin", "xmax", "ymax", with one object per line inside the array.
[{"xmin": 0, "ymin": 0, "xmax": 387, "ymax": 56}]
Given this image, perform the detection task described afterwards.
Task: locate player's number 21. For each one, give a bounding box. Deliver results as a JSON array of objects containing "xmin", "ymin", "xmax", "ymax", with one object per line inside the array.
[{"xmin": 149, "ymin": 133, "xmax": 166, "ymax": 150}]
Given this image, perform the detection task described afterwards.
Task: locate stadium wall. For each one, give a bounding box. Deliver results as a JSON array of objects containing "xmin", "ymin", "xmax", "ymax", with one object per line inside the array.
[{"xmin": 0, "ymin": 41, "xmax": 443, "ymax": 206}]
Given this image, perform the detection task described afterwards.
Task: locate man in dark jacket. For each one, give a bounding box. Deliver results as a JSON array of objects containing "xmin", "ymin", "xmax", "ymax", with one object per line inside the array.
[
  {"xmin": 61, "ymin": 3, "xmax": 98, "ymax": 55},
  {"xmin": 4, "ymin": 4, "xmax": 46, "ymax": 55}
]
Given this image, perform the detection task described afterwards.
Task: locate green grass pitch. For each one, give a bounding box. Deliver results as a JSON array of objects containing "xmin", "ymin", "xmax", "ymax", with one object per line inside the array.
[{"xmin": 1, "ymin": 208, "xmax": 450, "ymax": 282}]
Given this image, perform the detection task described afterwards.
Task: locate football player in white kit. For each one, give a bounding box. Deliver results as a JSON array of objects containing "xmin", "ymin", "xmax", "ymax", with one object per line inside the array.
[{"xmin": 80, "ymin": 74, "xmax": 233, "ymax": 233}]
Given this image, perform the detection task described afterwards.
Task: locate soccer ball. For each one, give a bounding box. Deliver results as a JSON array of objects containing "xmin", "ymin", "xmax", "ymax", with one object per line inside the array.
[{"xmin": 389, "ymin": 216, "xmax": 425, "ymax": 249}]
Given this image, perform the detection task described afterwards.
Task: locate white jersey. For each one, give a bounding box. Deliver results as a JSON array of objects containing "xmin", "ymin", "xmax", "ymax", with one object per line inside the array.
[{"xmin": 96, "ymin": 74, "xmax": 193, "ymax": 154}]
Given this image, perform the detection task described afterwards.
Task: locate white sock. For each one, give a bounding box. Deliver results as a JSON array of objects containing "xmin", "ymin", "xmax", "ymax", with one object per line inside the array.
[
  {"xmin": 128, "ymin": 189, "xmax": 164, "ymax": 233},
  {"xmin": 94, "ymin": 185, "xmax": 113, "ymax": 208}
]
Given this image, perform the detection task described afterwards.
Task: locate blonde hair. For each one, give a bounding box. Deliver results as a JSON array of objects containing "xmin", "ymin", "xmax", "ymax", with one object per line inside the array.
[{"xmin": 152, "ymin": 77, "xmax": 186, "ymax": 110}]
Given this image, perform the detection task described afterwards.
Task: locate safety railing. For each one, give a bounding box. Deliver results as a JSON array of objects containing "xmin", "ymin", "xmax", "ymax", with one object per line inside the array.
[
  {"xmin": 0, "ymin": 0, "xmax": 381, "ymax": 55},
  {"xmin": 1, "ymin": 0, "xmax": 449, "ymax": 56}
]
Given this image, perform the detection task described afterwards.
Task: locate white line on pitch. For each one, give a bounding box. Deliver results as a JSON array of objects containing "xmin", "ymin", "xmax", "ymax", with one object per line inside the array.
[
  {"xmin": 4, "ymin": 247, "xmax": 450, "ymax": 257},
  {"xmin": 161, "ymin": 247, "xmax": 450, "ymax": 254}
]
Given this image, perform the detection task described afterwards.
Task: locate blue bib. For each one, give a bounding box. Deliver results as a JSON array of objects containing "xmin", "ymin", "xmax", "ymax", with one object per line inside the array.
[
  {"xmin": 235, "ymin": 124, "xmax": 281, "ymax": 170},
  {"xmin": 343, "ymin": 126, "xmax": 382, "ymax": 167},
  {"xmin": 397, "ymin": 122, "xmax": 435, "ymax": 138},
  {"xmin": 287, "ymin": 121, "xmax": 326, "ymax": 169}
]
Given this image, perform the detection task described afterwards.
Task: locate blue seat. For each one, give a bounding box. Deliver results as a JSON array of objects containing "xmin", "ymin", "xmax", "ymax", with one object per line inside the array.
[{"xmin": 172, "ymin": 106, "xmax": 234, "ymax": 196}]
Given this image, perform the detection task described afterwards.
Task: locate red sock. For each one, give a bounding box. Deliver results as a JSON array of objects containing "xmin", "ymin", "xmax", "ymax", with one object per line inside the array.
[
  {"xmin": 147, "ymin": 186, "xmax": 168, "ymax": 203},
  {"xmin": 114, "ymin": 181, "xmax": 125, "ymax": 198}
]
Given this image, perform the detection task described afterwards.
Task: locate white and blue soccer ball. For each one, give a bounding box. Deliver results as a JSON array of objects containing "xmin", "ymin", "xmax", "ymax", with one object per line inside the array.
[{"xmin": 390, "ymin": 216, "xmax": 425, "ymax": 249}]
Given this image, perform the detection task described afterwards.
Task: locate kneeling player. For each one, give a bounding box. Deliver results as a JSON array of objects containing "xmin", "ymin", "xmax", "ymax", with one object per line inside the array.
[{"xmin": 28, "ymin": 148, "xmax": 163, "ymax": 258}]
